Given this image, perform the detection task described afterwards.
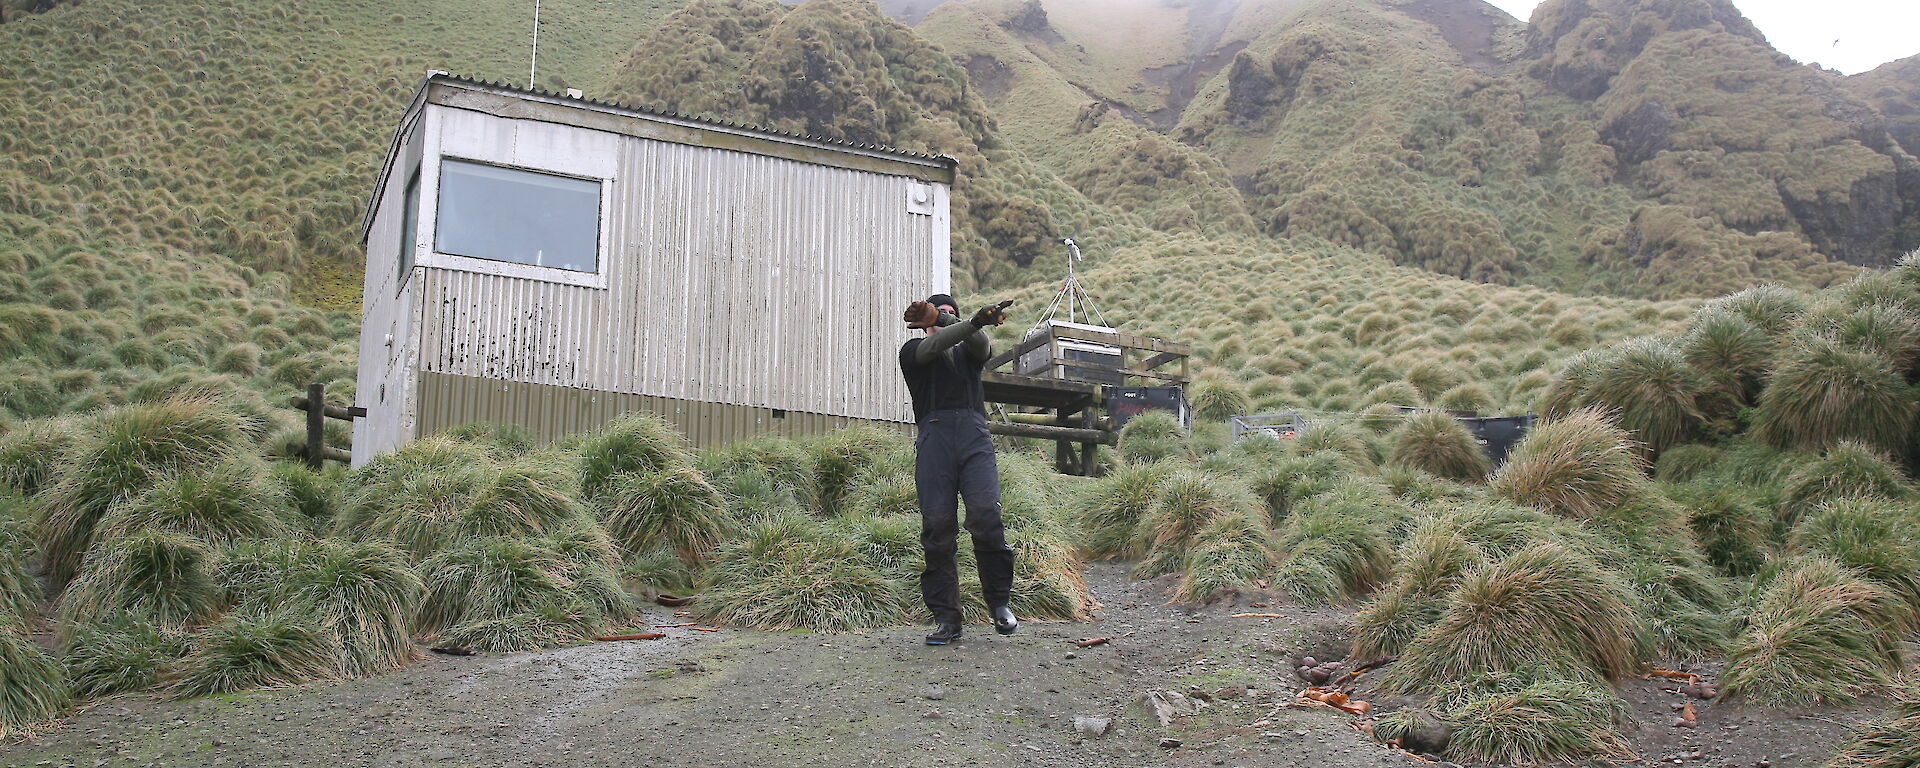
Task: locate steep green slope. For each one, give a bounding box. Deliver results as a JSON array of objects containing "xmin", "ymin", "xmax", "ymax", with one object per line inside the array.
[
  {"xmin": 1524, "ymin": 0, "xmax": 1916, "ymax": 282},
  {"xmin": 598, "ymin": 0, "xmax": 1682, "ymax": 415},
  {"xmin": 0, "ymin": 0, "xmax": 684, "ymax": 426},
  {"xmin": 982, "ymin": 231, "xmax": 1684, "ymax": 419},
  {"xmin": 604, "ymin": 0, "xmax": 1119, "ymax": 289},
  {"xmin": 0, "ymin": 0, "xmax": 682, "ymax": 307},
  {"xmin": 913, "ymin": 0, "xmax": 1920, "ymax": 301}
]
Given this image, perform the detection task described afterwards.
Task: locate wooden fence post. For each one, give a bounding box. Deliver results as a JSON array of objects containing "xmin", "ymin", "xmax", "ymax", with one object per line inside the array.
[{"xmin": 304, "ymin": 383, "xmax": 326, "ymax": 470}]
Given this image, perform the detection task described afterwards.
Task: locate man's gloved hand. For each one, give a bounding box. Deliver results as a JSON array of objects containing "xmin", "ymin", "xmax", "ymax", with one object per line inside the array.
[
  {"xmin": 970, "ymin": 300, "xmax": 1014, "ymax": 327},
  {"xmin": 904, "ymin": 300, "xmax": 938, "ymax": 329}
]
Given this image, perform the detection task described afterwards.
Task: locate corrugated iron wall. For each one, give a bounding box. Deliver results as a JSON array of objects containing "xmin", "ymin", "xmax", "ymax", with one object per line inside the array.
[
  {"xmin": 411, "ymin": 109, "xmax": 947, "ymax": 425},
  {"xmin": 413, "ymin": 372, "xmax": 904, "ymax": 448},
  {"xmin": 353, "ymin": 114, "xmax": 425, "ymax": 465}
]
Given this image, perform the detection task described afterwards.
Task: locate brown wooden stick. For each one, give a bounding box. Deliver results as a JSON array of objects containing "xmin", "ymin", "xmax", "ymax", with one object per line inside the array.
[
  {"xmin": 1074, "ymin": 637, "xmax": 1112, "ymax": 647},
  {"xmin": 690, "ymin": 627, "xmax": 719, "ymax": 632},
  {"xmin": 596, "ymin": 633, "xmax": 666, "ymax": 642},
  {"xmin": 1231, "ymin": 613, "xmax": 1284, "ymax": 618}
]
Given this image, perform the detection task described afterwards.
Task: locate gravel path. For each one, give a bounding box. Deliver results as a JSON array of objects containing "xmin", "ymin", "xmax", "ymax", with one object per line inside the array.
[{"xmin": 0, "ymin": 563, "xmax": 1876, "ymax": 768}]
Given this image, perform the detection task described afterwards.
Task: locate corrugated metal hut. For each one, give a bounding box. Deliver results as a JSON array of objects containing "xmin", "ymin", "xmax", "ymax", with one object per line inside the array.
[{"xmin": 353, "ymin": 72, "xmax": 956, "ymax": 464}]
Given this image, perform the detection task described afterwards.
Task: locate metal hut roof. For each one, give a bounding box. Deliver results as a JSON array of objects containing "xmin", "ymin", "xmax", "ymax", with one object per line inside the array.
[{"xmin": 360, "ymin": 71, "xmax": 960, "ymax": 243}]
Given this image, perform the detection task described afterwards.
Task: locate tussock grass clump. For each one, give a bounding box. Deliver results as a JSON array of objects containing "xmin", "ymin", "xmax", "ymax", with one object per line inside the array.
[
  {"xmin": 171, "ymin": 610, "xmax": 342, "ymax": 698},
  {"xmin": 1490, "ymin": 410, "xmax": 1646, "ymax": 519},
  {"xmin": 269, "ymin": 461, "xmax": 341, "ymax": 530},
  {"xmin": 1538, "ymin": 349, "xmax": 1604, "ymax": 419},
  {"xmin": 1290, "ymin": 421, "xmax": 1378, "ymax": 471},
  {"xmin": 1351, "ymin": 588, "xmax": 1444, "ymax": 660},
  {"xmin": 440, "ymin": 422, "xmax": 538, "ymax": 456},
  {"xmin": 1075, "ymin": 461, "xmax": 1176, "ymax": 557},
  {"xmin": 1580, "ymin": 338, "xmax": 1705, "ymax": 457},
  {"xmin": 1189, "ymin": 376, "xmax": 1251, "ymax": 421},
  {"xmin": 1174, "ymin": 512, "xmax": 1274, "ymax": 602},
  {"xmin": 1621, "ymin": 557, "xmax": 1732, "ymax": 660},
  {"xmin": 1249, "ymin": 451, "xmax": 1363, "ymax": 525},
  {"xmin": 337, "ymin": 445, "xmax": 586, "ymax": 557},
  {"xmin": 57, "ymin": 531, "xmax": 219, "ymax": 633},
  {"xmin": 0, "ymin": 418, "xmax": 74, "ymax": 496},
  {"xmin": 1350, "ymin": 503, "xmax": 1584, "ymax": 660},
  {"xmin": 698, "ymin": 518, "xmax": 907, "ymax": 631},
  {"xmin": 1681, "ymin": 309, "xmax": 1775, "ymax": 407},
  {"xmin": 459, "ymin": 461, "xmax": 589, "ymax": 539},
  {"xmin": 435, "ymin": 605, "xmax": 597, "ymax": 653},
  {"xmin": 1705, "ymin": 284, "xmax": 1808, "ymax": 336},
  {"xmin": 417, "ymin": 536, "xmax": 610, "ymax": 649},
  {"xmin": 547, "ymin": 523, "xmax": 639, "ymax": 629},
  {"xmin": 1788, "ymin": 499, "xmax": 1920, "ymax": 626},
  {"xmin": 1823, "ymin": 686, "xmax": 1920, "ymax": 768},
  {"xmin": 1653, "ymin": 444, "xmax": 1722, "ymax": 483},
  {"xmin": 1381, "ymin": 544, "xmax": 1642, "ymax": 693},
  {"xmin": 1388, "ymin": 411, "xmax": 1490, "ymax": 482},
  {"xmin": 0, "ymin": 620, "xmax": 68, "ymax": 736},
  {"xmin": 244, "ymin": 540, "xmax": 424, "ymax": 677},
  {"xmin": 1663, "ymin": 483, "xmax": 1767, "ymax": 577},
  {"xmin": 1752, "ymin": 334, "xmax": 1916, "ymax": 456},
  {"xmin": 1424, "ymin": 670, "xmax": 1632, "ymax": 765},
  {"xmin": 699, "ymin": 435, "xmax": 818, "ymax": 511},
  {"xmin": 1008, "ymin": 528, "xmax": 1095, "ymax": 620},
  {"xmin": 1379, "ymin": 466, "xmax": 1482, "ymax": 504},
  {"xmin": 0, "ymin": 503, "xmax": 39, "ymax": 621},
  {"xmin": 804, "ymin": 427, "xmax": 897, "ymax": 517},
  {"xmin": 838, "ymin": 466, "xmax": 919, "ymax": 521},
  {"xmin": 94, "ymin": 459, "xmax": 296, "ymax": 545},
  {"xmin": 1778, "ymin": 441, "xmax": 1914, "ymax": 528},
  {"xmin": 594, "ymin": 467, "xmax": 730, "ymax": 565},
  {"xmin": 1274, "ymin": 506, "xmax": 1394, "ymax": 604},
  {"xmin": 1133, "ymin": 470, "xmax": 1260, "ymax": 578},
  {"xmin": 61, "ymin": 620, "xmax": 187, "ymax": 698},
  {"xmin": 576, "ymin": 413, "xmax": 696, "ymax": 499},
  {"xmin": 1721, "ymin": 557, "xmax": 1904, "ymax": 705},
  {"xmin": 1117, "ymin": 410, "xmax": 1189, "ymax": 465},
  {"xmin": 38, "ymin": 397, "xmax": 252, "ymax": 585},
  {"xmin": 1816, "ymin": 301, "xmax": 1920, "ymax": 370}
]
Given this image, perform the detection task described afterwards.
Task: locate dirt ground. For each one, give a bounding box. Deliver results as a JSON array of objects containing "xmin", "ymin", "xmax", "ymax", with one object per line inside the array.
[{"xmin": 0, "ymin": 563, "xmax": 1882, "ymax": 768}]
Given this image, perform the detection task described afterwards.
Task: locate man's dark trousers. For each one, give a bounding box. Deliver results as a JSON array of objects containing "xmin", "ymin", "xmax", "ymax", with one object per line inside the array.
[{"xmin": 916, "ymin": 407, "xmax": 1015, "ymax": 624}]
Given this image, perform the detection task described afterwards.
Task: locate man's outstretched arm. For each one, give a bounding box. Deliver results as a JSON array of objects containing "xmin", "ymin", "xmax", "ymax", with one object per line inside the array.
[{"xmin": 914, "ymin": 312, "xmax": 985, "ymax": 364}]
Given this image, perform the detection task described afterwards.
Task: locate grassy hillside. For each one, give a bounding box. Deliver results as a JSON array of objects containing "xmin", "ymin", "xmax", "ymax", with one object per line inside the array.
[
  {"xmin": 982, "ymin": 231, "xmax": 1685, "ymax": 421},
  {"xmin": 0, "ymin": 0, "xmax": 682, "ymax": 308},
  {"xmin": 913, "ymin": 0, "xmax": 1920, "ymax": 300}
]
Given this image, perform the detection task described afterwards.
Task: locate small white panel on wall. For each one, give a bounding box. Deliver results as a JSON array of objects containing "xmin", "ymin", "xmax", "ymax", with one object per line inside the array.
[{"xmin": 906, "ymin": 182, "xmax": 936, "ymax": 216}]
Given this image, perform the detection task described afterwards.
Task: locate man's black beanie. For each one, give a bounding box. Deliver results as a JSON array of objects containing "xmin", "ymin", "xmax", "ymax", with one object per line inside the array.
[{"xmin": 926, "ymin": 294, "xmax": 960, "ymax": 314}]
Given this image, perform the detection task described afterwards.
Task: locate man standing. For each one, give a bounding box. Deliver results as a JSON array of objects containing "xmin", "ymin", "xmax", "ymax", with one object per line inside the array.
[{"xmin": 900, "ymin": 294, "xmax": 1017, "ymax": 645}]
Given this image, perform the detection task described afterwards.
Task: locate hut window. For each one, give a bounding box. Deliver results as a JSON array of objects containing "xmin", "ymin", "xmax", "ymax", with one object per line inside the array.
[
  {"xmin": 398, "ymin": 169, "xmax": 420, "ymax": 287},
  {"xmin": 434, "ymin": 159, "xmax": 601, "ymax": 273}
]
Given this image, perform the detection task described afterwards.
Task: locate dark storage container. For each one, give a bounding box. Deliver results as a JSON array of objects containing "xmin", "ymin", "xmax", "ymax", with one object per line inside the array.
[
  {"xmin": 1107, "ymin": 386, "xmax": 1190, "ymax": 430},
  {"xmin": 1459, "ymin": 415, "xmax": 1536, "ymax": 467}
]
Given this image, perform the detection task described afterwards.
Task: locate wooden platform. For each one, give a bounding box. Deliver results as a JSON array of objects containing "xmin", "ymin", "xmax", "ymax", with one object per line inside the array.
[{"xmin": 977, "ymin": 325, "xmax": 1192, "ymax": 476}]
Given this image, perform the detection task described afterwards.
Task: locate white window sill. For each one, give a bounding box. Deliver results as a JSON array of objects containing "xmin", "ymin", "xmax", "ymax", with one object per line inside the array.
[{"xmin": 420, "ymin": 251, "xmax": 608, "ymax": 290}]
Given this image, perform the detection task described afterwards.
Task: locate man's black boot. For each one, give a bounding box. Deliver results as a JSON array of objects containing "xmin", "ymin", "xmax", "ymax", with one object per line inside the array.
[
  {"xmin": 990, "ymin": 605, "xmax": 1018, "ymax": 635},
  {"xmin": 925, "ymin": 622, "xmax": 963, "ymax": 645}
]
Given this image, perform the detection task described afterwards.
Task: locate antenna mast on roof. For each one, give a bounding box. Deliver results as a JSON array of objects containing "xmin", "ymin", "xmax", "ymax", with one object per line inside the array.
[
  {"xmin": 529, "ymin": 0, "xmax": 542, "ymax": 87},
  {"xmin": 1036, "ymin": 238, "xmax": 1109, "ymax": 328}
]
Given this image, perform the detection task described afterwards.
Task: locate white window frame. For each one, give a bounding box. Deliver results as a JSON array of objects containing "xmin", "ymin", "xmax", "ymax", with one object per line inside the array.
[{"xmin": 412, "ymin": 106, "xmax": 617, "ymax": 290}]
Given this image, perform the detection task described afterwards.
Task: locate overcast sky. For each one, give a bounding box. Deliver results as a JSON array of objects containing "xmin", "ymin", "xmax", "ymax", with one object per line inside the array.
[{"xmin": 1484, "ymin": 0, "xmax": 1920, "ymax": 75}]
